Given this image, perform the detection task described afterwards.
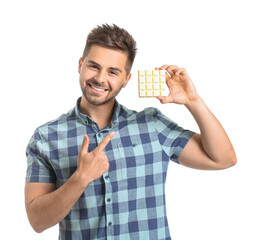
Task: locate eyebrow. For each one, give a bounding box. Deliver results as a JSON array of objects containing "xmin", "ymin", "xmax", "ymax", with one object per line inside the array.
[{"xmin": 87, "ymin": 60, "xmax": 122, "ymax": 73}]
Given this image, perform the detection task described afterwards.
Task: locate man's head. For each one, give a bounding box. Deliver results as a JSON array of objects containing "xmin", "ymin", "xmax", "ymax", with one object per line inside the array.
[
  {"xmin": 78, "ymin": 24, "xmax": 137, "ymax": 107},
  {"xmin": 82, "ymin": 24, "xmax": 137, "ymax": 75}
]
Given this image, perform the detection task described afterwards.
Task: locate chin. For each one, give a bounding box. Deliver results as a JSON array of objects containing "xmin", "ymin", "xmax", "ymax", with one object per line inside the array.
[{"xmin": 84, "ymin": 94, "xmax": 116, "ymax": 107}]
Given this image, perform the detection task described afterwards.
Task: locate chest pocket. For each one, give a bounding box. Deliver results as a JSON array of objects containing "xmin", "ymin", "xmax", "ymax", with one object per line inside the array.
[{"xmin": 115, "ymin": 141, "xmax": 147, "ymax": 180}]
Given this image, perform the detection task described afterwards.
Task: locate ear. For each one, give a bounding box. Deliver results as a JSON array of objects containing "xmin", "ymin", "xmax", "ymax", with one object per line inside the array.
[
  {"xmin": 78, "ymin": 57, "xmax": 83, "ymax": 73},
  {"xmin": 122, "ymin": 73, "xmax": 131, "ymax": 88}
]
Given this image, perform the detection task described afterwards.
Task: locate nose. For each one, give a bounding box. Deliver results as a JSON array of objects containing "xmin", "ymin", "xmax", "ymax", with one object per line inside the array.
[{"xmin": 95, "ymin": 70, "xmax": 107, "ymax": 85}]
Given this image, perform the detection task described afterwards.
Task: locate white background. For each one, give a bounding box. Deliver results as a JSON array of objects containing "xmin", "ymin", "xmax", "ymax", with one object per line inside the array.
[{"xmin": 1, "ymin": 0, "xmax": 271, "ymax": 239}]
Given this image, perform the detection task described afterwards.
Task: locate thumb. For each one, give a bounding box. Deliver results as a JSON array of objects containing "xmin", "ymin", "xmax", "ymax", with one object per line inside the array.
[
  {"xmin": 79, "ymin": 134, "xmax": 89, "ymax": 155},
  {"xmin": 156, "ymin": 95, "xmax": 172, "ymax": 104}
]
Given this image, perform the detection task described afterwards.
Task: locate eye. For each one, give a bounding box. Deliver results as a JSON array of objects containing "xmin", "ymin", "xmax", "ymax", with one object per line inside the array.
[
  {"xmin": 88, "ymin": 65, "xmax": 99, "ymax": 70},
  {"xmin": 109, "ymin": 70, "xmax": 118, "ymax": 76}
]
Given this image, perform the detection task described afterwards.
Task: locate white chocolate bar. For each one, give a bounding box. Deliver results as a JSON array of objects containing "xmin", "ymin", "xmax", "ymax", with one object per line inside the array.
[{"xmin": 138, "ymin": 70, "xmax": 168, "ymax": 97}]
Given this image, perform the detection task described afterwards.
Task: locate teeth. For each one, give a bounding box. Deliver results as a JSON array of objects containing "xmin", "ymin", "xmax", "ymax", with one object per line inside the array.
[{"xmin": 90, "ymin": 85, "xmax": 106, "ymax": 92}]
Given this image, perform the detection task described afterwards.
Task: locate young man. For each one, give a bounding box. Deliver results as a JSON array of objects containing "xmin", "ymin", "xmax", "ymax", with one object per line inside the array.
[{"xmin": 25, "ymin": 24, "xmax": 236, "ymax": 240}]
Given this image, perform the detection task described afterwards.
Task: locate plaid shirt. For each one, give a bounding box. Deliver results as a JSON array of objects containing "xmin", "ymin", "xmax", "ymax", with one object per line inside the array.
[{"xmin": 26, "ymin": 98, "xmax": 194, "ymax": 240}]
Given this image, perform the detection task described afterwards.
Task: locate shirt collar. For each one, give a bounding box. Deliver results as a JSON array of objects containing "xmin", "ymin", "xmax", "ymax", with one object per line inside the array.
[{"xmin": 74, "ymin": 97, "xmax": 121, "ymax": 128}]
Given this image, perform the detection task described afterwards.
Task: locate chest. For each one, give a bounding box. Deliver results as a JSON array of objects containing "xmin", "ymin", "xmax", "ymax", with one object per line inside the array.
[{"xmin": 49, "ymin": 125, "xmax": 169, "ymax": 187}]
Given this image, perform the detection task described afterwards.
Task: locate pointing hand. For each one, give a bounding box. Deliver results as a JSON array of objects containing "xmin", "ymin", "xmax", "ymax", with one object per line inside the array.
[{"xmin": 77, "ymin": 132, "xmax": 115, "ymax": 184}]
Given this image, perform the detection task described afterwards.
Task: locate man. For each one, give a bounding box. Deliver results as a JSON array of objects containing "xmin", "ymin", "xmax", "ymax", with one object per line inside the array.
[{"xmin": 25, "ymin": 24, "xmax": 236, "ymax": 240}]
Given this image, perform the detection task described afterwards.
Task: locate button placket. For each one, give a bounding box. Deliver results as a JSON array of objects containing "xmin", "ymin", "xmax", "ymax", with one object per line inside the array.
[
  {"xmin": 96, "ymin": 132, "xmax": 101, "ymax": 146},
  {"xmin": 98, "ymin": 131, "xmax": 114, "ymax": 236},
  {"xmin": 105, "ymin": 189, "xmax": 113, "ymax": 235},
  {"xmin": 105, "ymin": 175, "xmax": 110, "ymax": 180},
  {"xmin": 104, "ymin": 178, "xmax": 113, "ymax": 231},
  {"xmin": 103, "ymin": 166, "xmax": 113, "ymax": 235}
]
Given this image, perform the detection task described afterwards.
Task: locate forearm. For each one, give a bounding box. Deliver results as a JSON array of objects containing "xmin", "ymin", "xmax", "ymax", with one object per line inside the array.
[
  {"xmin": 185, "ymin": 97, "xmax": 236, "ymax": 166},
  {"xmin": 27, "ymin": 171, "xmax": 87, "ymax": 233}
]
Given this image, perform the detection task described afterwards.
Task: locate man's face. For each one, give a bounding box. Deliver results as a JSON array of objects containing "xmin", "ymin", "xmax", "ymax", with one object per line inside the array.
[{"xmin": 78, "ymin": 45, "xmax": 131, "ymax": 106}]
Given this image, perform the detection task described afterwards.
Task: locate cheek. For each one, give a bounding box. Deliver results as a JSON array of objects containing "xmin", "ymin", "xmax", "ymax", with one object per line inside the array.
[
  {"xmin": 79, "ymin": 73, "xmax": 89, "ymax": 89},
  {"xmin": 79, "ymin": 69, "xmax": 92, "ymax": 83},
  {"xmin": 112, "ymin": 76, "xmax": 127, "ymax": 88},
  {"xmin": 79, "ymin": 73, "xmax": 84, "ymax": 84},
  {"xmin": 109, "ymin": 80, "xmax": 123, "ymax": 91}
]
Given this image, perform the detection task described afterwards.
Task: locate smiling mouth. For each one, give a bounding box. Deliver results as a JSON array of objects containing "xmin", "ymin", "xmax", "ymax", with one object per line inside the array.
[{"xmin": 88, "ymin": 83, "xmax": 108, "ymax": 93}]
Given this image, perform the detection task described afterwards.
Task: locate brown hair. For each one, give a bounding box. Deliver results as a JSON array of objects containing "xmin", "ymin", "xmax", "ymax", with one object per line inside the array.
[{"xmin": 82, "ymin": 24, "xmax": 137, "ymax": 75}]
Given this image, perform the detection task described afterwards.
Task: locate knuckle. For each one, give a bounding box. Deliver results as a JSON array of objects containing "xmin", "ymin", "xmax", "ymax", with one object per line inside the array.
[{"xmin": 105, "ymin": 161, "xmax": 109, "ymax": 168}]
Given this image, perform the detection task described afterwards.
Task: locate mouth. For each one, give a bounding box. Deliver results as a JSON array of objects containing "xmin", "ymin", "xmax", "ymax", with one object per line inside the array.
[{"xmin": 88, "ymin": 83, "xmax": 109, "ymax": 93}]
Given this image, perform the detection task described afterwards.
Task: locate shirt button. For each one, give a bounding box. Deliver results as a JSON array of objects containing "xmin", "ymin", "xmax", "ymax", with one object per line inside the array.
[
  {"xmin": 105, "ymin": 175, "xmax": 110, "ymax": 180},
  {"xmin": 108, "ymin": 222, "xmax": 112, "ymax": 226},
  {"xmin": 98, "ymin": 133, "xmax": 101, "ymax": 137},
  {"xmin": 107, "ymin": 198, "xmax": 111, "ymax": 202}
]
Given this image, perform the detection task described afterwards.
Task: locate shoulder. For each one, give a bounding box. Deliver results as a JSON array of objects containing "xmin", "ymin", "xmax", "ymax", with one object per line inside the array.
[
  {"xmin": 119, "ymin": 104, "xmax": 161, "ymax": 123},
  {"xmin": 33, "ymin": 108, "xmax": 75, "ymax": 139}
]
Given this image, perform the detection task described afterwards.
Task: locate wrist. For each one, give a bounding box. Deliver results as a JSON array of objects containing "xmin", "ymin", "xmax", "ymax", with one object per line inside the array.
[
  {"xmin": 71, "ymin": 170, "xmax": 91, "ymax": 190},
  {"xmin": 185, "ymin": 96, "xmax": 203, "ymax": 111}
]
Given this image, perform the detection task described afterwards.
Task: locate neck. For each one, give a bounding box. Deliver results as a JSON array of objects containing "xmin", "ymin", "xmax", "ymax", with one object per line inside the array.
[{"xmin": 79, "ymin": 97, "xmax": 115, "ymax": 130}]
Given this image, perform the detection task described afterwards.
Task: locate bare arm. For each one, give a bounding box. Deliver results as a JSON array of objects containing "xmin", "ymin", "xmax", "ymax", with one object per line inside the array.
[
  {"xmin": 156, "ymin": 65, "xmax": 237, "ymax": 170},
  {"xmin": 25, "ymin": 174, "xmax": 86, "ymax": 233},
  {"xmin": 25, "ymin": 132, "xmax": 115, "ymax": 233},
  {"xmin": 180, "ymin": 97, "xmax": 236, "ymax": 169}
]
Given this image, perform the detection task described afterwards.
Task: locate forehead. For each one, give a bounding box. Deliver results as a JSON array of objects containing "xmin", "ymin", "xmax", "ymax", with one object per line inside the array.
[{"xmin": 85, "ymin": 45, "xmax": 128, "ymax": 70}]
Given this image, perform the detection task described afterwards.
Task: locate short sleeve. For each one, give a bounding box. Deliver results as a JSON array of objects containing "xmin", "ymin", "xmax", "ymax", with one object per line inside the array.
[
  {"xmin": 25, "ymin": 129, "xmax": 56, "ymax": 183},
  {"xmin": 154, "ymin": 109, "xmax": 195, "ymax": 164}
]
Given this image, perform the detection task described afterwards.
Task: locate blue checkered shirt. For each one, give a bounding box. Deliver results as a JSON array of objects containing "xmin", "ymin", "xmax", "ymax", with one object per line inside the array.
[{"xmin": 26, "ymin": 98, "xmax": 194, "ymax": 240}]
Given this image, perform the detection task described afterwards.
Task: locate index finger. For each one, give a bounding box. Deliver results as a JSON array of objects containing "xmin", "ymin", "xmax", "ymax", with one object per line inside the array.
[
  {"xmin": 155, "ymin": 64, "xmax": 171, "ymax": 81},
  {"xmin": 165, "ymin": 65, "xmax": 179, "ymax": 76},
  {"xmin": 95, "ymin": 132, "xmax": 115, "ymax": 152}
]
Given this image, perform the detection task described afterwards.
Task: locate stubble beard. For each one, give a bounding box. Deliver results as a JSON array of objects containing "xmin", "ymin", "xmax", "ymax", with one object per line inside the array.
[{"xmin": 82, "ymin": 80, "xmax": 125, "ymax": 106}]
